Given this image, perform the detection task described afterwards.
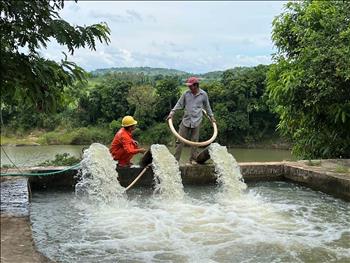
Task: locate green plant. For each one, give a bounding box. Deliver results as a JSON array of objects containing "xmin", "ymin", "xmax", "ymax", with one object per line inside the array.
[
  {"xmin": 267, "ymin": 1, "xmax": 350, "ymax": 159},
  {"xmin": 38, "ymin": 126, "xmax": 113, "ymax": 145},
  {"xmin": 1, "ymin": 164, "xmax": 15, "ymax": 169},
  {"xmin": 109, "ymin": 120, "xmax": 121, "ymax": 133},
  {"xmin": 306, "ymin": 160, "xmax": 321, "ymax": 166},
  {"xmin": 139, "ymin": 123, "xmax": 172, "ymax": 145},
  {"xmin": 38, "ymin": 153, "xmax": 80, "ymax": 166},
  {"xmin": 1, "ymin": 0, "xmax": 110, "ymax": 111},
  {"xmin": 334, "ymin": 165, "xmax": 350, "ymax": 174}
]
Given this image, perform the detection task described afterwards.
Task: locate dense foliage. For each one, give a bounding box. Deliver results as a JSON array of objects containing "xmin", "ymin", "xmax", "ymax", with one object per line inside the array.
[
  {"xmin": 268, "ymin": 0, "xmax": 350, "ymax": 158},
  {"xmin": 2, "ymin": 66, "xmax": 278, "ymax": 146},
  {"xmin": 202, "ymin": 65, "xmax": 278, "ymax": 144},
  {"xmin": 38, "ymin": 153, "xmax": 80, "ymax": 166},
  {"xmin": 0, "ymin": 0, "xmax": 110, "ymax": 113}
]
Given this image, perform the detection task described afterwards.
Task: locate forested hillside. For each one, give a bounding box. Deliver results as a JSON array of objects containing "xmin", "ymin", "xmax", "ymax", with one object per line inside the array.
[{"xmin": 2, "ymin": 65, "xmax": 279, "ymax": 147}]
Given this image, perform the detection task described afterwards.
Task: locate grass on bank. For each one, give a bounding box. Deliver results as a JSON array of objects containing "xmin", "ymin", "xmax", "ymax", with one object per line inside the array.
[
  {"xmin": 334, "ymin": 165, "xmax": 350, "ymax": 174},
  {"xmin": 0, "ymin": 135, "xmax": 40, "ymax": 145},
  {"xmin": 2, "ymin": 124, "xmax": 290, "ymax": 150},
  {"xmin": 38, "ymin": 127, "xmax": 114, "ymax": 145},
  {"xmin": 1, "ymin": 127, "xmax": 114, "ymax": 146},
  {"xmin": 1, "ymin": 123, "xmax": 174, "ymax": 146}
]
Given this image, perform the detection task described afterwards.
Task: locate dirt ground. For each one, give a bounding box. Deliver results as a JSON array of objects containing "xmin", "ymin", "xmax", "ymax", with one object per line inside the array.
[{"xmin": 0, "ymin": 216, "xmax": 52, "ymax": 263}]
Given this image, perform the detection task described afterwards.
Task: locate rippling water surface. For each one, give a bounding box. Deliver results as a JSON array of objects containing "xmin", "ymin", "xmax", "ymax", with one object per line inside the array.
[
  {"xmin": 1, "ymin": 145, "xmax": 295, "ymax": 167},
  {"xmin": 30, "ymin": 182, "xmax": 350, "ymax": 263}
]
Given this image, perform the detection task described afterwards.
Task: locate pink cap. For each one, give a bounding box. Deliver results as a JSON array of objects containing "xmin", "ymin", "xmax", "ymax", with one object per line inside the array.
[{"xmin": 185, "ymin": 76, "xmax": 199, "ymax": 86}]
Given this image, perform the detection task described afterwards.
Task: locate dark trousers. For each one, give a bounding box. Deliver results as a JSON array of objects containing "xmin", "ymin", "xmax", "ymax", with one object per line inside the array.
[{"xmin": 174, "ymin": 123, "xmax": 200, "ymax": 162}]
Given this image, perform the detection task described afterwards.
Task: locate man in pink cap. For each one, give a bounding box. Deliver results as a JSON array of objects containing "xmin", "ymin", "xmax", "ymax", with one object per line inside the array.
[{"xmin": 167, "ymin": 76, "xmax": 216, "ymax": 164}]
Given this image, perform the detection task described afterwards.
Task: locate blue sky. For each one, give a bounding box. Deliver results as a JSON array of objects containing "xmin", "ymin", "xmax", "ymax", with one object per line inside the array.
[{"xmin": 42, "ymin": 1, "xmax": 287, "ymax": 73}]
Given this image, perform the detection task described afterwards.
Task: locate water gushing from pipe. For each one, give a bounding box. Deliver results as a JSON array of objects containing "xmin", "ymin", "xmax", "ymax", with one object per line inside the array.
[
  {"xmin": 75, "ymin": 143, "xmax": 125, "ymax": 203},
  {"xmin": 151, "ymin": 144, "xmax": 184, "ymax": 200},
  {"xmin": 209, "ymin": 143, "xmax": 247, "ymax": 199}
]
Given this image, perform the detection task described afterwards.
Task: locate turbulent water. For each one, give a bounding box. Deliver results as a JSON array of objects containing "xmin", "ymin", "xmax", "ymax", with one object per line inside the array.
[
  {"xmin": 30, "ymin": 143, "xmax": 349, "ymax": 262},
  {"xmin": 75, "ymin": 143, "xmax": 125, "ymax": 203},
  {"xmin": 151, "ymin": 144, "xmax": 185, "ymax": 200},
  {"xmin": 31, "ymin": 182, "xmax": 350, "ymax": 263},
  {"xmin": 208, "ymin": 143, "xmax": 247, "ymax": 199}
]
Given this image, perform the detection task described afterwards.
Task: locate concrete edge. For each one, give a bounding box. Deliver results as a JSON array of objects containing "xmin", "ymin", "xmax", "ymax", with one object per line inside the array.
[{"xmin": 284, "ymin": 163, "xmax": 350, "ymax": 201}]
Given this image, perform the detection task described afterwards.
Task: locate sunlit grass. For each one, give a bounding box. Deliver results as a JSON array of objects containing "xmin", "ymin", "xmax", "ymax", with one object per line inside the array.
[
  {"xmin": 38, "ymin": 127, "xmax": 113, "ymax": 145},
  {"xmin": 334, "ymin": 165, "xmax": 350, "ymax": 174},
  {"xmin": 0, "ymin": 135, "xmax": 39, "ymax": 145},
  {"xmin": 306, "ymin": 160, "xmax": 322, "ymax": 166}
]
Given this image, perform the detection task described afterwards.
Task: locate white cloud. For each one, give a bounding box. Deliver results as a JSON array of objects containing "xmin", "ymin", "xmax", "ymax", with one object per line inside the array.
[{"xmin": 41, "ymin": 1, "xmax": 285, "ymax": 73}]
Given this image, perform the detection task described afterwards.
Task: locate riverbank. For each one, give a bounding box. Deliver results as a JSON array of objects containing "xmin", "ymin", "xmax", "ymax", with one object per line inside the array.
[
  {"xmin": 1, "ymin": 135, "xmax": 41, "ymax": 146},
  {"xmin": 1, "ymin": 132, "xmax": 291, "ymax": 150},
  {"xmin": 1, "ymin": 127, "xmax": 112, "ymax": 146}
]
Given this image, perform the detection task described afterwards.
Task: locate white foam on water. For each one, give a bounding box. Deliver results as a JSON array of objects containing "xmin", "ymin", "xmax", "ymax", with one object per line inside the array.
[
  {"xmin": 151, "ymin": 144, "xmax": 185, "ymax": 200},
  {"xmin": 208, "ymin": 143, "xmax": 247, "ymax": 199},
  {"xmin": 30, "ymin": 183, "xmax": 350, "ymax": 263},
  {"xmin": 31, "ymin": 143, "xmax": 349, "ymax": 262},
  {"xmin": 75, "ymin": 143, "xmax": 125, "ymax": 203}
]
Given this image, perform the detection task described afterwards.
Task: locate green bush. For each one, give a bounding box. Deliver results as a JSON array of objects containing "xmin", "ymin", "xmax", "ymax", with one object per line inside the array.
[
  {"xmin": 139, "ymin": 123, "xmax": 172, "ymax": 145},
  {"xmin": 109, "ymin": 119, "xmax": 122, "ymax": 134},
  {"xmin": 38, "ymin": 153, "xmax": 80, "ymax": 166},
  {"xmin": 38, "ymin": 126, "xmax": 113, "ymax": 145},
  {"xmin": 70, "ymin": 127, "xmax": 112, "ymax": 145},
  {"xmin": 1, "ymin": 164, "xmax": 15, "ymax": 169},
  {"xmin": 39, "ymin": 130, "xmax": 70, "ymax": 145}
]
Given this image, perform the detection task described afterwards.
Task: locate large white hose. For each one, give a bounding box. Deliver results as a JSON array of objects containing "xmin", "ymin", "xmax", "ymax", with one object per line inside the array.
[{"xmin": 167, "ymin": 109, "xmax": 218, "ymax": 147}]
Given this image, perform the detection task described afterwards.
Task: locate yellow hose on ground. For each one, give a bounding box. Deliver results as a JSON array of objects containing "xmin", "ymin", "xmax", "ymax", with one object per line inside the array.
[
  {"xmin": 125, "ymin": 164, "xmax": 151, "ymax": 191},
  {"xmin": 167, "ymin": 109, "xmax": 218, "ymax": 147}
]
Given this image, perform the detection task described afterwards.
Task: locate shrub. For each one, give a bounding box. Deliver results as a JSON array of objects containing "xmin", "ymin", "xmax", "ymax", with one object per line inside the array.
[
  {"xmin": 38, "ymin": 153, "xmax": 80, "ymax": 166},
  {"xmin": 38, "ymin": 126, "xmax": 113, "ymax": 145},
  {"xmin": 139, "ymin": 123, "xmax": 172, "ymax": 145}
]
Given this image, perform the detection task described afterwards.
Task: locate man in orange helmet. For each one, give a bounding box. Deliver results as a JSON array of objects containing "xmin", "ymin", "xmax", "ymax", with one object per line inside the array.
[{"xmin": 110, "ymin": 116, "xmax": 146, "ymax": 167}]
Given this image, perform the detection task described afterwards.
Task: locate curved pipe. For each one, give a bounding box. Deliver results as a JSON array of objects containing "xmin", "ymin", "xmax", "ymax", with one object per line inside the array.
[
  {"xmin": 167, "ymin": 110, "xmax": 218, "ymax": 147},
  {"xmin": 125, "ymin": 164, "xmax": 151, "ymax": 191}
]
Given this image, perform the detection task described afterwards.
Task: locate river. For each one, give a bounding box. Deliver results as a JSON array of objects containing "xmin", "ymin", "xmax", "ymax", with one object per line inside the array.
[{"xmin": 0, "ymin": 145, "xmax": 295, "ymax": 167}]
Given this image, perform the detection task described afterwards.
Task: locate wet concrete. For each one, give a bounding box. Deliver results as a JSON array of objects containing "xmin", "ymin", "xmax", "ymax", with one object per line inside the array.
[
  {"xmin": 284, "ymin": 160, "xmax": 350, "ymax": 201},
  {"xmin": 0, "ymin": 177, "xmax": 53, "ymax": 263},
  {"xmin": 0, "ymin": 177, "xmax": 29, "ymax": 217},
  {"xmin": 0, "ymin": 217, "xmax": 51, "ymax": 263}
]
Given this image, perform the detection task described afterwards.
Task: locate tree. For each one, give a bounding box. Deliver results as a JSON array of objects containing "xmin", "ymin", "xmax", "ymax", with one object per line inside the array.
[
  {"xmin": 127, "ymin": 85, "xmax": 156, "ymax": 129},
  {"xmin": 203, "ymin": 66, "xmax": 277, "ymax": 144},
  {"xmin": 154, "ymin": 76, "xmax": 181, "ymax": 121},
  {"xmin": 78, "ymin": 77, "xmax": 132, "ymax": 125},
  {"xmin": 268, "ymin": 0, "xmax": 350, "ymax": 158},
  {"xmin": 0, "ymin": 0, "xmax": 110, "ymax": 112}
]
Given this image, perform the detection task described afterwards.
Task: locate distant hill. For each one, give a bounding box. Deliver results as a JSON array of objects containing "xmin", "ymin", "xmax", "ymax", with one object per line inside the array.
[
  {"xmin": 90, "ymin": 66, "xmax": 225, "ymax": 82},
  {"xmin": 90, "ymin": 67, "xmax": 190, "ymax": 77},
  {"xmin": 200, "ymin": 70, "xmax": 224, "ymax": 80}
]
